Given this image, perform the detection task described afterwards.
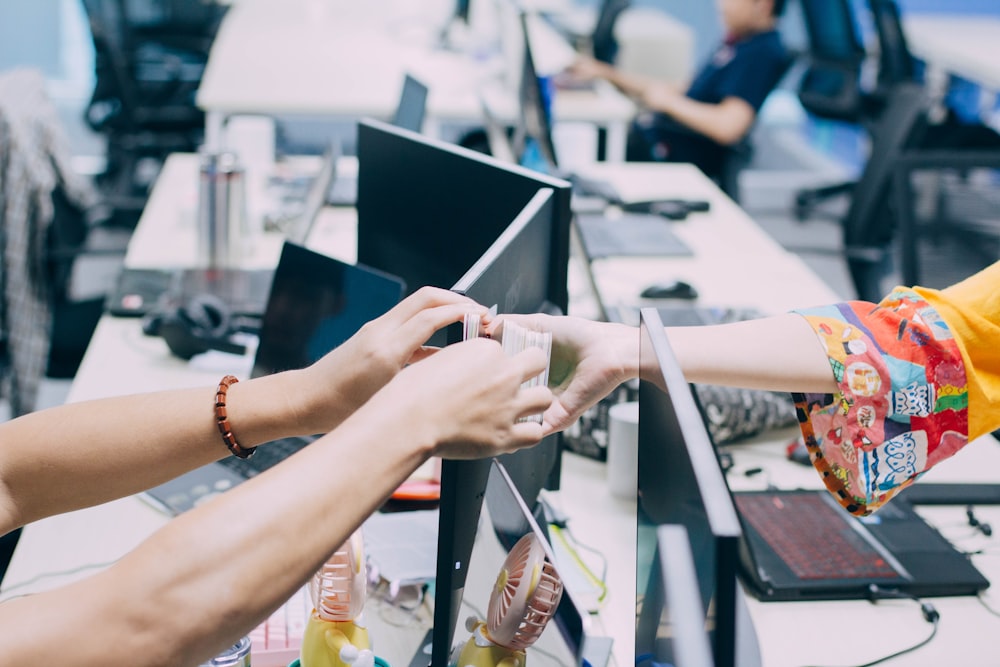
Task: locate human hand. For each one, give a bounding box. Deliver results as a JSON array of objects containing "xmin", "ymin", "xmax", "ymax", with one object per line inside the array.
[
  {"xmin": 298, "ymin": 287, "xmax": 489, "ymax": 433},
  {"xmin": 372, "ymin": 337, "xmax": 554, "ymax": 459},
  {"xmin": 564, "ymin": 55, "xmax": 610, "ymax": 83},
  {"xmin": 486, "ymin": 314, "xmax": 638, "ymax": 435}
]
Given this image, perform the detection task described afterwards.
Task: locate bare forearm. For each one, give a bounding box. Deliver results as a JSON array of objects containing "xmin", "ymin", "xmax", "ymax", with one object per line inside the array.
[
  {"xmin": 661, "ymin": 314, "xmax": 837, "ymax": 392},
  {"xmin": 596, "ymin": 62, "xmax": 662, "ymax": 100},
  {"xmin": 0, "ymin": 369, "xmax": 321, "ymax": 530},
  {"xmin": 650, "ymin": 95, "xmax": 754, "ymax": 146},
  {"xmin": 0, "ymin": 398, "xmax": 430, "ymax": 667}
]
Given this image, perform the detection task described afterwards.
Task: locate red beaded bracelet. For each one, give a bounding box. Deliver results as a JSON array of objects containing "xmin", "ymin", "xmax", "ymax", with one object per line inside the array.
[{"xmin": 215, "ymin": 375, "xmax": 256, "ymax": 459}]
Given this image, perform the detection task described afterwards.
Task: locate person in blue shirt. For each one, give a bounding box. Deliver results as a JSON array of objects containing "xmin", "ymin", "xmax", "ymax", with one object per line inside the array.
[{"xmin": 567, "ymin": 0, "xmax": 789, "ymax": 180}]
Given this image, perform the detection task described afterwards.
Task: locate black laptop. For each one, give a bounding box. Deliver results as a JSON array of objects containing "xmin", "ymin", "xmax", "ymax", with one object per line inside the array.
[
  {"xmin": 142, "ymin": 242, "xmax": 405, "ymax": 515},
  {"xmin": 730, "ymin": 486, "xmax": 989, "ymax": 601},
  {"xmin": 642, "ymin": 307, "xmax": 990, "ymax": 603}
]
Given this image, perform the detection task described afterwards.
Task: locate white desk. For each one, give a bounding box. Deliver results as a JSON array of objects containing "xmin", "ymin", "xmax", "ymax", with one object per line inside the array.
[
  {"xmin": 540, "ymin": 162, "xmax": 1000, "ymax": 667},
  {"xmin": 197, "ymin": 0, "xmax": 636, "ymax": 160},
  {"xmin": 904, "ymin": 14, "xmax": 1000, "ymax": 121},
  {"xmin": 124, "ymin": 152, "xmax": 357, "ymax": 270},
  {"xmin": 10, "ymin": 159, "xmax": 1000, "ymax": 667},
  {"xmin": 572, "ymin": 162, "xmax": 839, "ymax": 314}
]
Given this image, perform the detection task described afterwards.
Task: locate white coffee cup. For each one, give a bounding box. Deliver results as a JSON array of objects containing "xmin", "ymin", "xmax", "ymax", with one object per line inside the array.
[{"xmin": 606, "ymin": 401, "xmax": 639, "ymax": 500}]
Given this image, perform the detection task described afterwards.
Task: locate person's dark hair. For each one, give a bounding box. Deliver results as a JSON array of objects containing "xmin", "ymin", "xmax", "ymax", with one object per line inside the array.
[{"xmin": 771, "ymin": 0, "xmax": 787, "ymax": 17}]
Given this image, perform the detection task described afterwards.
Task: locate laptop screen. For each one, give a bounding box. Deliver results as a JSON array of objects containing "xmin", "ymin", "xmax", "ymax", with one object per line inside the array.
[{"xmin": 251, "ymin": 242, "xmax": 405, "ymax": 378}]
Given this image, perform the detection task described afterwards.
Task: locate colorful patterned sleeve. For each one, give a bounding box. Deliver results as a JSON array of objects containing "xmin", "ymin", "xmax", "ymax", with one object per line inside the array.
[{"xmin": 792, "ymin": 288, "xmax": 970, "ymax": 516}]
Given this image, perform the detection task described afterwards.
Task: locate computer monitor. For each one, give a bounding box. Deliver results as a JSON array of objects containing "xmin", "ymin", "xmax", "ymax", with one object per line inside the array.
[
  {"xmin": 636, "ymin": 524, "xmax": 715, "ymax": 667},
  {"xmin": 636, "ymin": 308, "xmax": 743, "ymax": 667},
  {"xmin": 390, "ymin": 73, "xmax": 429, "ymax": 133},
  {"xmin": 431, "ymin": 189, "xmax": 566, "ymax": 667},
  {"xmin": 591, "ymin": 0, "xmax": 631, "ymax": 64},
  {"xmin": 355, "ymin": 118, "xmax": 571, "ymax": 319},
  {"xmin": 512, "ymin": 11, "xmax": 560, "ymax": 173}
]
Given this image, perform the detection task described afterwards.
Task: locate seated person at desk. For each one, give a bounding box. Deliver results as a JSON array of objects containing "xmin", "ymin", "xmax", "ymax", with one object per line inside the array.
[
  {"xmin": 0, "ymin": 288, "xmax": 553, "ymax": 665},
  {"xmin": 494, "ymin": 260, "xmax": 1000, "ymax": 517},
  {"xmin": 564, "ymin": 0, "xmax": 789, "ymax": 180}
]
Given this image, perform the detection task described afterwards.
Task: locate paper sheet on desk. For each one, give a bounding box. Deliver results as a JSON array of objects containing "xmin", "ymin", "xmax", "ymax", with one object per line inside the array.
[{"xmin": 363, "ymin": 508, "xmax": 439, "ymax": 590}]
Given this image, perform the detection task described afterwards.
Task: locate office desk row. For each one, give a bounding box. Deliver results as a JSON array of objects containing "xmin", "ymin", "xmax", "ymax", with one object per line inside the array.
[
  {"xmin": 8, "ymin": 157, "xmax": 1000, "ymax": 667},
  {"xmin": 198, "ymin": 0, "xmax": 636, "ymax": 160}
]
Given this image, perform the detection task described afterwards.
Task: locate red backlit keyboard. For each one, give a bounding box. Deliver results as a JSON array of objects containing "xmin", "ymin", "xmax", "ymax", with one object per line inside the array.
[
  {"xmin": 249, "ymin": 585, "xmax": 312, "ymax": 667},
  {"xmin": 734, "ymin": 492, "xmax": 900, "ymax": 581}
]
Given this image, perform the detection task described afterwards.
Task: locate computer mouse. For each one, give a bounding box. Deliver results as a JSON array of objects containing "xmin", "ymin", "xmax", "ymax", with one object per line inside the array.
[{"xmin": 640, "ymin": 280, "xmax": 699, "ymax": 300}]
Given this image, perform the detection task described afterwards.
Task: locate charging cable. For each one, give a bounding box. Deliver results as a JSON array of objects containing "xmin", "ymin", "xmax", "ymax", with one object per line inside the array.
[{"xmin": 802, "ymin": 584, "xmax": 939, "ymax": 667}]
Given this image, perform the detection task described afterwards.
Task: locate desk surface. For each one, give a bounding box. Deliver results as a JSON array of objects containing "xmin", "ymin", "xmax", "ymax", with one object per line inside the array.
[
  {"xmin": 10, "ymin": 158, "xmax": 1000, "ymax": 667},
  {"xmin": 904, "ymin": 14, "xmax": 1000, "ymax": 92},
  {"xmin": 196, "ymin": 0, "xmax": 635, "ymax": 158}
]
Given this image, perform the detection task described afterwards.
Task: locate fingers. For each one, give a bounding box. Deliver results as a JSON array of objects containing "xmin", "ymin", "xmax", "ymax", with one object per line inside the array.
[
  {"xmin": 507, "ymin": 420, "xmax": 547, "ymax": 448},
  {"xmin": 382, "ymin": 286, "xmax": 485, "ymax": 330},
  {"xmin": 385, "ymin": 298, "xmax": 488, "ymax": 362},
  {"xmin": 516, "ymin": 385, "xmax": 554, "ymax": 421},
  {"xmin": 513, "ymin": 346, "xmax": 549, "ymax": 384}
]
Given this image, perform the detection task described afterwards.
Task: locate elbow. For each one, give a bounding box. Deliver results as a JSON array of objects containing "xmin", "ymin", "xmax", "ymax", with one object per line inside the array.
[
  {"xmin": 709, "ymin": 102, "xmax": 756, "ymax": 146},
  {"xmin": 710, "ymin": 120, "xmax": 752, "ymax": 147}
]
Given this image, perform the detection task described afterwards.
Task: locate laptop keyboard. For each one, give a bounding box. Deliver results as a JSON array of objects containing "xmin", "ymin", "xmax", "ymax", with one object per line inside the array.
[
  {"xmin": 735, "ymin": 492, "xmax": 900, "ymax": 581},
  {"xmin": 248, "ymin": 584, "xmax": 312, "ymax": 666},
  {"xmin": 217, "ymin": 436, "xmax": 313, "ymax": 478}
]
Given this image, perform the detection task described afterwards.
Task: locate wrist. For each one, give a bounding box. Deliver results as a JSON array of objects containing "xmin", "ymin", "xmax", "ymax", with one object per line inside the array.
[{"xmin": 612, "ymin": 323, "xmax": 642, "ymax": 384}]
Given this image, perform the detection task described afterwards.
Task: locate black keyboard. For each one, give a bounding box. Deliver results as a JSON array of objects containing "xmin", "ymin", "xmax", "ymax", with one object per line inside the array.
[
  {"xmin": 735, "ymin": 492, "xmax": 900, "ymax": 581},
  {"xmin": 575, "ymin": 212, "xmax": 694, "ymax": 260},
  {"xmin": 216, "ymin": 435, "xmax": 313, "ymax": 478}
]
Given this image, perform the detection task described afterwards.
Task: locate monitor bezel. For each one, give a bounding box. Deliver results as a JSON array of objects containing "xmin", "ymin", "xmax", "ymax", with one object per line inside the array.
[{"xmin": 637, "ymin": 307, "xmax": 743, "ymax": 667}]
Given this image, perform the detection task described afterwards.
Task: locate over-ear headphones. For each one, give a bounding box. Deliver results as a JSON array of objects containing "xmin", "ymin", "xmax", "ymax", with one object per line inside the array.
[{"xmin": 142, "ymin": 293, "xmax": 248, "ymax": 360}]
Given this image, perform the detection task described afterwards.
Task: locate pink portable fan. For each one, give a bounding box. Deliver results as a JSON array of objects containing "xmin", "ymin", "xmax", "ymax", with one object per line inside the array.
[
  {"xmin": 299, "ymin": 529, "xmax": 375, "ymax": 667},
  {"xmin": 454, "ymin": 532, "xmax": 564, "ymax": 667}
]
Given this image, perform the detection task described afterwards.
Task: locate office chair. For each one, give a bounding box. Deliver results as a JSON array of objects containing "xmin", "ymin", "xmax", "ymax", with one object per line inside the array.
[
  {"xmin": 590, "ymin": 0, "xmax": 631, "ymax": 64},
  {"xmin": 791, "ymin": 0, "xmax": 882, "ymax": 221},
  {"xmin": 865, "ymin": 0, "xmax": 1000, "ymax": 290},
  {"xmin": 81, "ymin": 0, "xmax": 227, "ymax": 203},
  {"xmin": 838, "ymin": 82, "xmax": 929, "ymax": 301}
]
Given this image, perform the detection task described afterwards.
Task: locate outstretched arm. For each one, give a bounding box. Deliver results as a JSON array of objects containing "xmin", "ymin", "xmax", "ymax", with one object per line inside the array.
[
  {"xmin": 640, "ymin": 84, "xmax": 756, "ymax": 146},
  {"xmin": 0, "ymin": 299, "xmax": 552, "ymax": 666},
  {"xmin": 564, "ymin": 55, "xmax": 677, "ymax": 101},
  {"xmin": 565, "ymin": 56, "xmax": 754, "ymax": 146},
  {"xmin": 0, "ymin": 288, "xmax": 486, "ymax": 533},
  {"xmin": 489, "ymin": 313, "xmax": 835, "ymax": 434}
]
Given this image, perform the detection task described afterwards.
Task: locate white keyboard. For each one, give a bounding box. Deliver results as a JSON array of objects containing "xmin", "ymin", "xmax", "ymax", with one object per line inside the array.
[{"xmin": 249, "ymin": 585, "xmax": 312, "ymax": 667}]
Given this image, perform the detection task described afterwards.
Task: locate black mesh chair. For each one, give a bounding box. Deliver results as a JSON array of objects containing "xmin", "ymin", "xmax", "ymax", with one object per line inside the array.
[
  {"xmin": 81, "ymin": 0, "xmax": 227, "ymax": 202},
  {"xmin": 590, "ymin": 0, "xmax": 631, "ymax": 64},
  {"xmin": 791, "ymin": 0, "xmax": 886, "ymax": 221},
  {"xmin": 868, "ymin": 0, "xmax": 1000, "ymax": 291},
  {"xmin": 838, "ymin": 83, "xmax": 929, "ymax": 301}
]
